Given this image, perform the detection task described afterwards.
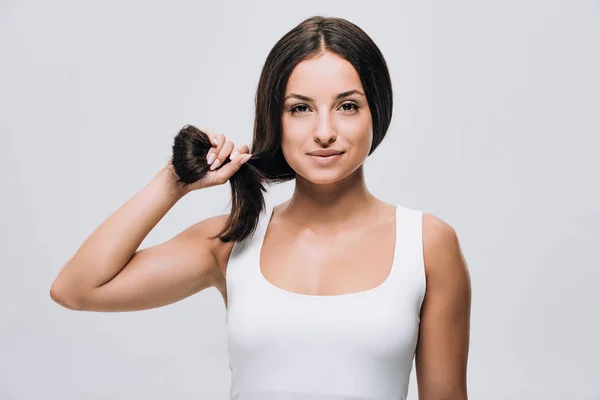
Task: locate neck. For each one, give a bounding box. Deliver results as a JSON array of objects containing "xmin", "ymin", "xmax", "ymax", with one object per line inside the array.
[{"xmin": 283, "ymin": 166, "xmax": 379, "ymax": 229}]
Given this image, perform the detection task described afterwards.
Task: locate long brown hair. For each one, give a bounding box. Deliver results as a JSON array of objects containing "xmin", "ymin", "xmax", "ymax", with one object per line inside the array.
[{"xmin": 171, "ymin": 16, "xmax": 394, "ymax": 242}]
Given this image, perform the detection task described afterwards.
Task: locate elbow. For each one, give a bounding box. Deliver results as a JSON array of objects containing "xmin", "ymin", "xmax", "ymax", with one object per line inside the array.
[{"xmin": 49, "ymin": 281, "xmax": 85, "ymax": 311}]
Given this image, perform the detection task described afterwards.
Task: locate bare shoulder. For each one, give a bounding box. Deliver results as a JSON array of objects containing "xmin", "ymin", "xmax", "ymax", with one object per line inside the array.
[
  {"xmin": 422, "ymin": 213, "xmax": 466, "ymax": 276},
  {"xmin": 189, "ymin": 213, "xmax": 236, "ymax": 279}
]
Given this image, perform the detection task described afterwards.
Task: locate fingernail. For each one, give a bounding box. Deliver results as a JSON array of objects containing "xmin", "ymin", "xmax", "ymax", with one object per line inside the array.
[
  {"xmin": 241, "ymin": 154, "xmax": 252, "ymax": 164},
  {"xmin": 212, "ymin": 137, "xmax": 218, "ymax": 145},
  {"xmin": 207, "ymin": 152, "xmax": 216, "ymax": 164},
  {"xmin": 210, "ymin": 158, "xmax": 220, "ymax": 170},
  {"xmin": 230, "ymin": 151, "xmax": 240, "ymax": 161}
]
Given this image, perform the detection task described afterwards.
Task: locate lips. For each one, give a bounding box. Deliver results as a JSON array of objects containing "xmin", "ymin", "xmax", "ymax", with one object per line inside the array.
[{"xmin": 307, "ymin": 149, "xmax": 345, "ymax": 156}]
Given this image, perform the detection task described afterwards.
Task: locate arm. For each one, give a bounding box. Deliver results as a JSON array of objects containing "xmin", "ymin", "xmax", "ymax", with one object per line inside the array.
[
  {"xmin": 415, "ymin": 213, "xmax": 472, "ymax": 400},
  {"xmin": 49, "ymin": 166, "xmax": 231, "ymax": 312}
]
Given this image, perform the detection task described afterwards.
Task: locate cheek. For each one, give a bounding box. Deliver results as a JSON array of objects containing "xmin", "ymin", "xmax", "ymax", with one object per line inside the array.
[
  {"xmin": 280, "ymin": 117, "xmax": 306, "ymax": 157},
  {"xmin": 359, "ymin": 128, "xmax": 374, "ymax": 156},
  {"xmin": 280, "ymin": 131, "xmax": 301, "ymax": 167},
  {"xmin": 344, "ymin": 118, "xmax": 373, "ymax": 158}
]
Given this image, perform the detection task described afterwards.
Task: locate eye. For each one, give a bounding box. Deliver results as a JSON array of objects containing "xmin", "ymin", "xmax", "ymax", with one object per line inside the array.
[
  {"xmin": 340, "ymin": 102, "xmax": 359, "ymax": 113},
  {"xmin": 290, "ymin": 104, "xmax": 310, "ymax": 114}
]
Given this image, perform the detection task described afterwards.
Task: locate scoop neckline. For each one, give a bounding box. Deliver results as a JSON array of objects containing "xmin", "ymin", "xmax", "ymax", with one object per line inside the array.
[{"xmin": 255, "ymin": 204, "xmax": 400, "ymax": 299}]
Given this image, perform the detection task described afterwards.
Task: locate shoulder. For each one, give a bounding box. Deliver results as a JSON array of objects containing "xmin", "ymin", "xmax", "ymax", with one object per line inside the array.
[
  {"xmin": 181, "ymin": 213, "xmax": 235, "ymax": 278},
  {"xmin": 420, "ymin": 212, "xmax": 471, "ymax": 303},
  {"xmin": 202, "ymin": 213, "xmax": 236, "ymax": 264},
  {"xmin": 419, "ymin": 211, "xmax": 471, "ymax": 322},
  {"xmin": 421, "ymin": 212, "xmax": 464, "ymax": 277}
]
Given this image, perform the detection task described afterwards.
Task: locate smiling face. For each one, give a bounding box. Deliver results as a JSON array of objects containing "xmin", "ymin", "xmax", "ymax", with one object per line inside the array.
[{"xmin": 281, "ymin": 51, "xmax": 373, "ymax": 185}]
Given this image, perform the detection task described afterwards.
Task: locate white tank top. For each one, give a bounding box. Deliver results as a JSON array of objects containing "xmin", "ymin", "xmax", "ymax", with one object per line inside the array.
[{"xmin": 225, "ymin": 203, "xmax": 426, "ymax": 400}]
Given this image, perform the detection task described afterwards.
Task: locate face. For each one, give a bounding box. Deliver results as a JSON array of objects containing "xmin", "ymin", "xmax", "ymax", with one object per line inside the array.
[{"xmin": 281, "ymin": 51, "xmax": 373, "ymax": 185}]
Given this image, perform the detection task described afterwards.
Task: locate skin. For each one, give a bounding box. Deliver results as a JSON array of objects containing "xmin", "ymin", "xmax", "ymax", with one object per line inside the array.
[{"xmin": 219, "ymin": 50, "xmax": 471, "ymax": 399}]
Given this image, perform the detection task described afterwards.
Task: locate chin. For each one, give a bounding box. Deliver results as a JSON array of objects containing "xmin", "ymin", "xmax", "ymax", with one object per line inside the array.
[{"xmin": 295, "ymin": 166, "xmax": 354, "ymax": 186}]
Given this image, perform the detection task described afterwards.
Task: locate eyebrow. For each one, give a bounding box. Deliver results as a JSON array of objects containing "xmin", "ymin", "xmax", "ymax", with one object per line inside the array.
[{"xmin": 284, "ymin": 89, "xmax": 365, "ymax": 102}]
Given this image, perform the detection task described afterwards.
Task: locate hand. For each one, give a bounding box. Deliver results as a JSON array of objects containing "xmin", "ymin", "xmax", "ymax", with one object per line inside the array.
[{"xmin": 173, "ymin": 130, "xmax": 252, "ymax": 194}]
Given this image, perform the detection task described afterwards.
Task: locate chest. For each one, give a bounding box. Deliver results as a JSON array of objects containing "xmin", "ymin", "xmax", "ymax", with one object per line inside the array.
[{"xmin": 259, "ymin": 217, "xmax": 397, "ymax": 297}]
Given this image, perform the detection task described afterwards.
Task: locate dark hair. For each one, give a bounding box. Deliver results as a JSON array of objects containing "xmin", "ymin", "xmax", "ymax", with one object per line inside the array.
[{"xmin": 171, "ymin": 15, "xmax": 394, "ymax": 243}]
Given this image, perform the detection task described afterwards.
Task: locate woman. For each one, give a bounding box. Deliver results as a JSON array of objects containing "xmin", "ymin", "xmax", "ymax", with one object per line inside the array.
[{"xmin": 50, "ymin": 15, "xmax": 471, "ymax": 400}]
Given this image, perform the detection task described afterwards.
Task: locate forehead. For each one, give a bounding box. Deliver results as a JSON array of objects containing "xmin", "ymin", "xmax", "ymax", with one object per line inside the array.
[{"xmin": 285, "ymin": 52, "xmax": 363, "ymax": 95}]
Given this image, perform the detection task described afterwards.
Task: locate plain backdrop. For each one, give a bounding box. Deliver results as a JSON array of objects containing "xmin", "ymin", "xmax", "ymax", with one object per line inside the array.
[{"xmin": 1, "ymin": 0, "xmax": 599, "ymax": 399}]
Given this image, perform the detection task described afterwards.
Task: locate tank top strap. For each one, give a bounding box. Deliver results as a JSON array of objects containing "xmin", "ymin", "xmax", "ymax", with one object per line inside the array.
[
  {"xmin": 226, "ymin": 204, "xmax": 273, "ymax": 295},
  {"xmin": 388, "ymin": 204, "xmax": 426, "ymax": 309},
  {"xmin": 395, "ymin": 203, "xmax": 424, "ymax": 258}
]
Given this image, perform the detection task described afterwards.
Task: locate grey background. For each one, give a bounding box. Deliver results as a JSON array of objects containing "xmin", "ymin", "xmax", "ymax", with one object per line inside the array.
[{"xmin": 1, "ymin": 0, "xmax": 599, "ymax": 399}]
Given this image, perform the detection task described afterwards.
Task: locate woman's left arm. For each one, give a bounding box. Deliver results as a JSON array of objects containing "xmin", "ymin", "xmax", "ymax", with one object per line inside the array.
[{"xmin": 415, "ymin": 213, "xmax": 472, "ymax": 400}]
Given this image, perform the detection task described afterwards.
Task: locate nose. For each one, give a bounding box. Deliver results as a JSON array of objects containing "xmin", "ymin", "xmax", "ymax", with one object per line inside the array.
[{"xmin": 313, "ymin": 112, "xmax": 337, "ymax": 144}]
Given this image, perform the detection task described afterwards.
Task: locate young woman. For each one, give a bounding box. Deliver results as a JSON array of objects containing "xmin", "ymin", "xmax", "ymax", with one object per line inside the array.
[{"xmin": 50, "ymin": 16, "xmax": 471, "ymax": 400}]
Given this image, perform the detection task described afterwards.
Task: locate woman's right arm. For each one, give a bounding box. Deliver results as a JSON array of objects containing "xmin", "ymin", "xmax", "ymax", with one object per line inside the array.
[{"xmin": 50, "ymin": 133, "xmax": 250, "ymax": 312}]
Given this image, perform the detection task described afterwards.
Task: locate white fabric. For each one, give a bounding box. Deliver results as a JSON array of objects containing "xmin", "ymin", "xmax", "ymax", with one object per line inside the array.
[{"xmin": 225, "ymin": 203, "xmax": 426, "ymax": 400}]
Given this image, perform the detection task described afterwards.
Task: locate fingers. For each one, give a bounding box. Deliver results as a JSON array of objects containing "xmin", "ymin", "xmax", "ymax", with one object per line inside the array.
[
  {"xmin": 206, "ymin": 133, "xmax": 225, "ymax": 170},
  {"xmin": 211, "ymin": 139, "xmax": 234, "ymax": 170},
  {"xmin": 211, "ymin": 151, "xmax": 252, "ymax": 184},
  {"xmin": 230, "ymin": 144, "xmax": 250, "ymax": 161},
  {"xmin": 204, "ymin": 131, "xmax": 250, "ymax": 173}
]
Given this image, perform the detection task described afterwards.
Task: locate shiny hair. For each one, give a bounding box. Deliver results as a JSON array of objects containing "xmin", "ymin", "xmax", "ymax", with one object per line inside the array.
[{"xmin": 171, "ymin": 16, "xmax": 393, "ymax": 242}]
